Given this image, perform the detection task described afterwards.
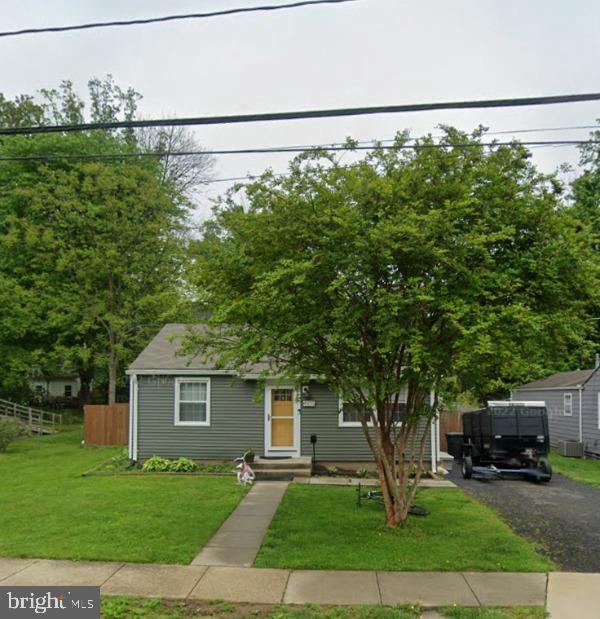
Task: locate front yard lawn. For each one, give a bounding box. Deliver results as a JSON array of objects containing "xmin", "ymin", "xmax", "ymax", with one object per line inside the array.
[
  {"xmin": 254, "ymin": 485, "xmax": 554, "ymax": 572},
  {"xmin": 550, "ymin": 449, "xmax": 600, "ymax": 488},
  {"xmin": 0, "ymin": 430, "xmax": 247, "ymax": 564}
]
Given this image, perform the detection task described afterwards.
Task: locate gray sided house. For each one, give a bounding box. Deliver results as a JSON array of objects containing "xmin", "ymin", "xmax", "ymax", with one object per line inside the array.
[
  {"xmin": 127, "ymin": 324, "xmax": 444, "ymax": 469},
  {"xmin": 512, "ymin": 367, "xmax": 600, "ymax": 458}
]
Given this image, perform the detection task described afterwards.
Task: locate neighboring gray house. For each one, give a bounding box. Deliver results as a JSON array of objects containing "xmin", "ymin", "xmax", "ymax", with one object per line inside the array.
[
  {"xmin": 512, "ymin": 367, "xmax": 600, "ymax": 458},
  {"xmin": 126, "ymin": 324, "xmax": 445, "ymax": 470},
  {"xmin": 30, "ymin": 373, "xmax": 81, "ymax": 404}
]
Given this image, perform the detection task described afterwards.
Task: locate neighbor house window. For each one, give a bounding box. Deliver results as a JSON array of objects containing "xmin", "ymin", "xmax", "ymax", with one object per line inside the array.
[
  {"xmin": 64, "ymin": 385, "xmax": 72, "ymax": 398},
  {"xmin": 175, "ymin": 378, "xmax": 210, "ymax": 426},
  {"xmin": 564, "ymin": 393, "xmax": 573, "ymax": 416}
]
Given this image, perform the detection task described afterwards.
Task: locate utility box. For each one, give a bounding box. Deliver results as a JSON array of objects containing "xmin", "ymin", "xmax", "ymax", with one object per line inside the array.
[{"xmin": 558, "ymin": 440, "xmax": 584, "ymax": 458}]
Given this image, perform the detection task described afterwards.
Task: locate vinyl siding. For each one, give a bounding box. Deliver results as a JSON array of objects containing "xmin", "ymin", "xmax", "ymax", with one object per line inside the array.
[
  {"xmin": 581, "ymin": 370, "xmax": 600, "ymax": 457},
  {"xmin": 511, "ymin": 387, "xmax": 581, "ymax": 447},
  {"xmin": 299, "ymin": 383, "xmax": 432, "ymax": 462},
  {"xmin": 136, "ymin": 375, "xmax": 433, "ymax": 462},
  {"xmin": 136, "ymin": 375, "xmax": 264, "ymax": 459}
]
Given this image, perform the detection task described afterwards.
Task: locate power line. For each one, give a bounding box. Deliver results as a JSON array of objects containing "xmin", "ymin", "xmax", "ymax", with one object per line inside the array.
[
  {"xmin": 0, "ymin": 93, "xmax": 599, "ymax": 137},
  {"xmin": 0, "ymin": 139, "xmax": 597, "ymax": 163},
  {"xmin": 0, "ymin": 0, "xmax": 357, "ymax": 39}
]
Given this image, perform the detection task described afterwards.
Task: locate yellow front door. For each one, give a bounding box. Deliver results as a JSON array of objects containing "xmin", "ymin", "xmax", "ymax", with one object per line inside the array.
[{"xmin": 271, "ymin": 389, "xmax": 294, "ymax": 448}]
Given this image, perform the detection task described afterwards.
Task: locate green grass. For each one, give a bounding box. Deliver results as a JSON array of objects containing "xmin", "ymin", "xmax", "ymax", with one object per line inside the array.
[
  {"xmin": 0, "ymin": 430, "xmax": 247, "ymax": 564},
  {"xmin": 441, "ymin": 608, "xmax": 545, "ymax": 619},
  {"xmin": 100, "ymin": 598, "xmax": 544, "ymax": 619},
  {"xmin": 101, "ymin": 598, "xmax": 421, "ymax": 619},
  {"xmin": 254, "ymin": 485, "xmax": 554, "ymax": 572},
  {"xmin": 550, "ymin": 449, "xmax": 600, "ymax": 488}
]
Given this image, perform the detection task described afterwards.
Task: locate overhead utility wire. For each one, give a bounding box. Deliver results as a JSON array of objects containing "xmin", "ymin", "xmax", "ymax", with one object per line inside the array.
[
  {"xmin": 0, "ymin": 0, "xmax": 357, "ymax": 38},
  {"xmin": 0, "ymin": 140, "xmax": 597, "ymax": 163},
  {"xmin": 0, "ymin": 93, "xmax": 599, "ymax": 137}
]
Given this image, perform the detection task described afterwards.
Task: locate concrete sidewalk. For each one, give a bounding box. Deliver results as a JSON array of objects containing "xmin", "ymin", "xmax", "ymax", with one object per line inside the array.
[
  {"xmin": 0, "ymin": 557, "xmax": 549, "ymax": 608},
  {"xmin": 191, "ymin": 481, "xmax": 288, "ymax": 567}
]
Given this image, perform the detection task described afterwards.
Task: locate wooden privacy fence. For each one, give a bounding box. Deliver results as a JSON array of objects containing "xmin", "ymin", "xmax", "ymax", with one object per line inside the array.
[
  {"xmin": 439, "ymin": 409, "xmax": 466, "ymax": 452},
  {"xmin": 84, "ymin": 403, "xmax": 129, "ymax": 446}
]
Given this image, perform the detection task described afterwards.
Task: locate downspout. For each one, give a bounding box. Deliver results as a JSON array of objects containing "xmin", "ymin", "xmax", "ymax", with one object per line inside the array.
[
  {"xmin": 578, "ymin": 386, "xmax": 583, "ymax": 443},
  {"xmin": 128, "ymin": 376, "xmax": 133, "ymax": 459},
  {"xmin": 131, "ymin": 374, "xmax": 139, "ymax": 461},
  {"xmin": 430, "ymin": 390, "xmax": 437, "ymax": 473}
]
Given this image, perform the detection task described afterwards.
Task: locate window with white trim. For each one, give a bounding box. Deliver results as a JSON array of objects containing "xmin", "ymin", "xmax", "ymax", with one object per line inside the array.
[
  {"xmin": 175, "ymin": 378, "xmax": 210, "ymax": 426},
  {"xmin": 564, "ymin": 393, "xmax": 573, "ymax": 417},
  {"xmin": 338, "ymin": 398, "xmax": 406, "ymax": 427}
]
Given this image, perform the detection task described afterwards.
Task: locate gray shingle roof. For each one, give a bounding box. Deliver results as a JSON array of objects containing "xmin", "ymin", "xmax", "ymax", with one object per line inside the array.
[
  {"xmin": 515, "ymin": 368, "xmax": 597, "ymax": 390},
  {"xmin": 127, "ymin": 324, "xmax": 273, "ymax": 374}
]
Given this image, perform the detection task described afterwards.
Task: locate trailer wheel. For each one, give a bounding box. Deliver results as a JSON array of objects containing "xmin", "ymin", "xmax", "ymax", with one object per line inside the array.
[
  {"xmin": 539, "ymin": 457, "xmax": 552, "ymax": 481},
  {"xmin": 462, "ymin": 455, "xmax": 473, "ymax": 479}
]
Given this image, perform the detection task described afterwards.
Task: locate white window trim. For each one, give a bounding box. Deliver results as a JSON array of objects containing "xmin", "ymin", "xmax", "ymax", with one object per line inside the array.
[
  {"xmin": 174, "ymin": 377, "xmax": 211, "ymax": 426},
  {"xmin": 564, "ymin": 393, "xmax": 573, "ymax": 417},
  {"xmin": 337, "ymin": 397, "xmax": 406, "ymax": 428},
  {"xmin": 338, "ymin": 398, "xmax": 375, "ymax": 428}
]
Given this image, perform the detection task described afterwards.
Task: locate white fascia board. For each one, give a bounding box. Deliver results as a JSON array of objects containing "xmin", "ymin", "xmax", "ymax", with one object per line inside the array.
[
  {"xmin": 125, "ymin": 368, "xmax": 321, "ymax": 381},
  {"xmin": 125, "ymin": 368, "xmax": 272, "ymax": 379},
  {"xmin": 488, "ymin": 400, "xmax": 547, "ymax": 407},
  {"xmin": 513, "ymin": 386, "xmax": 583, "ymax": 392}
]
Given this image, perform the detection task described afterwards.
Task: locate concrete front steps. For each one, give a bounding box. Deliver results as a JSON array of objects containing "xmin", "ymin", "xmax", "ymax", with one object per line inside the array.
[{"xmin": 252, "ymin": 456, "xmax": 312, "ymax": 480}]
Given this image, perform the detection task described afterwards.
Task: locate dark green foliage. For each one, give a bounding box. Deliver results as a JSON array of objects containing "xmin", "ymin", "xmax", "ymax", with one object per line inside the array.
[
  {"xmin": 189, "ymin": 128, "xmax": 598, "ymax": 525},
  {"xmin": 141, "ymin": 455, "xmax": 173, "ymax": 472},
  {"xmin": 0, "ymin": 418, "xmax": 26, "ymax": 451}
]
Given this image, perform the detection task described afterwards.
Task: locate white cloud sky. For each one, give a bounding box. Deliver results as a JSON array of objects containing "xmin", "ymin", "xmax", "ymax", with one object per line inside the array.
[{"xmin": 2, "ymin": 0, "xmax": 600, "ymax": 218}]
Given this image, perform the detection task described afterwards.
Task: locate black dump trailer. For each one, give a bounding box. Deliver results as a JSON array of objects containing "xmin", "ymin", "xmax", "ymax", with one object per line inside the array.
[{"xmin": 462, "ymin": 401, "xmax": 552, "ymax": 482}]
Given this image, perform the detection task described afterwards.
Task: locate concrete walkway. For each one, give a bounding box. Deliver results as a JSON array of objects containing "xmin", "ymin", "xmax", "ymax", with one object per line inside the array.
[
  {"xmin": 3, "ymin": 557, "xmax": 600, "ymax": 615},
  {"xmin": 191, "ymin": 481, "xmax": 288, "ymax": 568}
]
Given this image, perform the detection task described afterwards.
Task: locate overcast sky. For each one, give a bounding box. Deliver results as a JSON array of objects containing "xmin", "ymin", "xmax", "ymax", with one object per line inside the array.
[{"xmin": 2, "ymin": 0, "xmax": 600, "ymax": 218}]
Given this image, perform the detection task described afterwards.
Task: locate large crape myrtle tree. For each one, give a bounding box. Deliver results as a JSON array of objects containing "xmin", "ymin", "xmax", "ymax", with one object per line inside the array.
[{"xmin": 188, "ymin": 128, "xmax": 597, "ymax": 526}]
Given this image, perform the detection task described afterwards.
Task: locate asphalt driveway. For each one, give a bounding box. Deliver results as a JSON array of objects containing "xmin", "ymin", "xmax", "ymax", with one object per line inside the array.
[{"xmin": 450, "ymin": 466, "xmax": 600, "ymax": 572}]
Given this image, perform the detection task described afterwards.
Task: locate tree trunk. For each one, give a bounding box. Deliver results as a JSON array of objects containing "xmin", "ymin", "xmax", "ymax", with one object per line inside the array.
[
  {"xmin": 77, "ymin": 362, "xmax": 95, "ymax": 409},
  {"xmin": 108, "ymin": 347, "xmax": 118, "ymax": 405},
  {"xmin": 369, "ymin": 413, "xmax": 434, "ymax": 528}
]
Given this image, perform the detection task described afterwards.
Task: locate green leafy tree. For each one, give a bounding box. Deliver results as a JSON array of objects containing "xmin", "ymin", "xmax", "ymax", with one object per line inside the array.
[
  {"xmin": 572, "ymin": 123, "xmax": 600, "ymax": 349},
  {"xmin": 0, "ymin": 78, "xmax": 209, "ymax": 402},
  {"xmin": 188, "ymin": 129, "xmax": 597, "ymax": 526}
]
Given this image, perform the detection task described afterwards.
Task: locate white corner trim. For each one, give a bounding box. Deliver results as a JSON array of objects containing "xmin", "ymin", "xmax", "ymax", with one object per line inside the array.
[
  {"xmin": 174, "ymin": 376, "xmax": 211, "ymax": 426},
  {"xmin": 128, "ymin": 375, "xmax": 133, "ymax": 459},
  {"xmin": 131, "ymin": 374, "xmax": 138, "ymax": 461},
  {"xmin": 579, "ymin": 389, "xmax": 583, "ymax": 442}
]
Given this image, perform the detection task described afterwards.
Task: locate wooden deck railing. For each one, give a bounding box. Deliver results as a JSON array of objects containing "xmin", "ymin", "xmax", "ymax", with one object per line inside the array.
[{"xmin": 0, "ymin": 398, "xmax": 63, "ymax": 433}]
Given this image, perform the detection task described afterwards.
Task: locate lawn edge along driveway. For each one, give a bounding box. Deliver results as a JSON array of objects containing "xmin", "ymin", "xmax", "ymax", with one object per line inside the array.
[
  {"xmin": 0, "ymin": 431, "xmax": 248, "ymax": 564},
  {"xmin": 254, "ymin": 484, "xmax": 554, "ymax": 572},
  {"xmin": 550, "ymin": 449, "xmax": 600, "ymax": 488}
]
